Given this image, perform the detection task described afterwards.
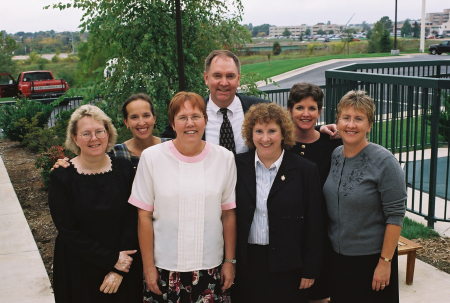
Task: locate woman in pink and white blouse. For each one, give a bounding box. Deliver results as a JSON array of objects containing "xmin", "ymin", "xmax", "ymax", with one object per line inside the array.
[{"xmin": 128, "ymin": 92, "xmax": 237, "ymax": 303}]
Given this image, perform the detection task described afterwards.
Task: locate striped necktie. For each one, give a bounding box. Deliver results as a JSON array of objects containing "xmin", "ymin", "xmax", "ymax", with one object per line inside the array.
[{"xmin": 219, "ymin": 108, "xmax": 236, "ymax": 154}]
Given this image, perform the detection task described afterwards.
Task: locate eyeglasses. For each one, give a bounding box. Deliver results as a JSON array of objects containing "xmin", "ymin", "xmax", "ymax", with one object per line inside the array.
[
  {"xmin": 339, "ymin": 117, "xmax": 367, "ymax": 125},
  {"xmin": 78, "ymin": 129, "xmax": 107, "ymax": 141},
  {"xmin": 174, "ymin": 115, "xmax": 205, "ymax": 125}
]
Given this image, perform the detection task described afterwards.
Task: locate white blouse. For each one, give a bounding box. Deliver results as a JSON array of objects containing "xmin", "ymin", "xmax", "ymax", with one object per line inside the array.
[{"xmin": 129, "ymin": 141, "xmax": 237, "ymax": 272}]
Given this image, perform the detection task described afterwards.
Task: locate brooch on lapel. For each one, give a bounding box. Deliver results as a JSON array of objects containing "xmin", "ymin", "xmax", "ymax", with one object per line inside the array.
[{"xmin": 281, "ymin": 175, "xmax": 285, "ymax": 181}]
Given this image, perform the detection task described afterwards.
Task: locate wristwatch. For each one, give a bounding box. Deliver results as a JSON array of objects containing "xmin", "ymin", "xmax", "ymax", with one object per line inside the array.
[
  {"xmin": 380, "ymin": 256, "xmax": 392, "ymax": 262},
  {"xmin": 224, "ymin": 259, "xmax": 236, "ymax": 264}
]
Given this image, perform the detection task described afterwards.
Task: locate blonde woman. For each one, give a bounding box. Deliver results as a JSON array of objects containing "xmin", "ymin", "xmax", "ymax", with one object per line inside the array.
[{"xmin": 49, "ymin": 105, "xmax": 142, "ymax": 302}]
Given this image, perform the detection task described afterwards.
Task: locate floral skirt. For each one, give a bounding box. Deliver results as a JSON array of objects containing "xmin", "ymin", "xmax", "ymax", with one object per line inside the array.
[{"xmin": 143, "ymin": 265, "xmax": 231, "ymax": 303}]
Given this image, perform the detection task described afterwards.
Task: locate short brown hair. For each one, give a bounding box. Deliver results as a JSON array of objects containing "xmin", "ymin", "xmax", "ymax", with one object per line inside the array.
[
  {"xmin": 242, "ymin": 103, "xmax": 295, "ymax": 150},
  {"xmin": 66, "ymin": 105, "xmax": 118, "ymax": 155},
  {"xmin": 336, "ymin": 90, "xmax": 375, "ymax": 124},
  {"xmin": 288, "ymin": 82, "xmax": 324, "ymax": 110},
  {"xmin": 121, "ymin": 93, "xmax": 156, "ymax": 119},
  {"xmin": 205, "ymin": 50, "xmax": 241, "ymax": 73},
  {"xmin": 168, "ymin": 92, "xmax": 208, "ymax": 127}
]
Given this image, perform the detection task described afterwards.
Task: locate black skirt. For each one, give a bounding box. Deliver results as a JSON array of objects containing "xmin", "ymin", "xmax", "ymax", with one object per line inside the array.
[
  {"xmin": 232, "ymin": 244, "xmax": 309, "ymax": 303},
  {"xmin": 329, "ymin": 248, "xmax": 399, "ymax": 303}
]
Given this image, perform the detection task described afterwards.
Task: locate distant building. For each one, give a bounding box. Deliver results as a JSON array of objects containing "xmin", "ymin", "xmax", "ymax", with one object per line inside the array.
[
  {"xmin": 424, "ymin": 8, "xmax": 450, "ymax": 35},
  {"xmin": 311, "ymin": 24, "xmax": 342, "ymax": 35},
  {"xmin": 269, "ymin": 24, "xmax": 343, "ymax": 37},
  {"xmin": 426, "ymin": 9, "xmax": 450, "ymax": 25},
  {"xmin": 269, "ymin": 25, "xmax": 308, "ymax": 37},
  {"xmin": 439, "ymin": 22, "xmax": 450, "ymax": 36}
]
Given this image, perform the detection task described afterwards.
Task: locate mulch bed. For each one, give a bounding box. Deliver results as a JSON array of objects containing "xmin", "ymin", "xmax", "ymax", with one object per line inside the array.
[{"xmin": 0, "ymin": 138, "xmax": 449, "ymax": 289}]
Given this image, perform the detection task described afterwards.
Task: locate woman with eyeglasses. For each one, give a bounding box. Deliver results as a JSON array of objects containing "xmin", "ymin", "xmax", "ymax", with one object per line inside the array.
[
  {"xmin": 323, "ymin": 91, "xmax": 406, "ymax": 303},
  {"xmin": 48, "ymin": 105, "xmax": 143, "ymax": 302},
  {"xmin": 129, "ymin": 92, "xmax": 237, "ymax": 303},
  {"xmin": 54, "ymin": 93, "xmax": 163, "ymax": 171}
]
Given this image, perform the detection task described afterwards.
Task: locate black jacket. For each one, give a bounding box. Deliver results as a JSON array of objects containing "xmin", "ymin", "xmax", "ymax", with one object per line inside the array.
[
  {"xmin": 234, "ymin": 150, "xmax": 324, "ymax": 278},
  {"xmin": 160, "ymin": 93, "xmax": 270, "ymax": 139}
]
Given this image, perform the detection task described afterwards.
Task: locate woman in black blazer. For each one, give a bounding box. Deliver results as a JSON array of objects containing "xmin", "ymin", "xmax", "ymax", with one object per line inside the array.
[{"xmin": 232, "ymin": 103, "xmax": 324, "ymax": 303}]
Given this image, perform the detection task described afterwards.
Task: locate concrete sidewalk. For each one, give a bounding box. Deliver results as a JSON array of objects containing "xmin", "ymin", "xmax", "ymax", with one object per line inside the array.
[
  {"xmin": 0, "ymin": 156, "xmax": 54, "ymax": 303},
  {"xmin": 1, "ymin": 153, "xmax": 450, "ymax": 302}
]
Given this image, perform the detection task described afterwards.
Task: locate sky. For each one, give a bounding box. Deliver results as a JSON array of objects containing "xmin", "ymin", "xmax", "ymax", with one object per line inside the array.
[{"xmin": 1, "ymin": 0, "xmax": 447, "ymax": 34}]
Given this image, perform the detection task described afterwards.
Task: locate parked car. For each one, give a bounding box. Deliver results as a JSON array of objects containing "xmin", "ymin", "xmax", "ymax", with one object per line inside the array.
[
  {"xmin": 425, "ymin": 35, "xmax": 435, "ymax": 39},
  {"xmin": 428, "ymin": 40, "xmax": 450, "ymax": 55},
  {"xmin": 353, "ymin": 38, "xmax": 361, "ymax": 41},
  {"xmin": 16, "ymin": 71, "xmax": 69, "ymax": 99},
  {"xmin": 0, "ymin": 73, "xmax": 17, "ymax": 98},
  {"xmin": 436, "ymin": 35, "xmax": 445, "ymax": 39}
]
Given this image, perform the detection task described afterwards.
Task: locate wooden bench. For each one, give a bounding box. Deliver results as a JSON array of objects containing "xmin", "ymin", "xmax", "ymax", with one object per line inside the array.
[{"xmin": 398, "ymin": 236, "xmax": 423, "ymax": 285}]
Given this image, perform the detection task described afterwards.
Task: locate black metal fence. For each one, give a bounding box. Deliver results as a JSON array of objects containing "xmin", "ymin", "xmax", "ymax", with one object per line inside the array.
[{"xmin": 324, "ymin": 60, "xmax": 450, "ymax": 228}]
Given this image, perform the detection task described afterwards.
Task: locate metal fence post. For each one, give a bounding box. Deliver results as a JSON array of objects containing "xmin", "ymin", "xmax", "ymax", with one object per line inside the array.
[
  {"xmin": 325, "ymin": 77, "xmax": 333, "ymax": 124},
  {"xmin": 427, "ymin": 88, "xmax": 441, "ymax": 228}
]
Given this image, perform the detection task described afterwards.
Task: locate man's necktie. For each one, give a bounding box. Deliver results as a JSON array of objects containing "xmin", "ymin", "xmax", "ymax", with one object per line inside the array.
[{"xmin": 219, "ymin": 108, "xmax": 236, "ymax": 154}]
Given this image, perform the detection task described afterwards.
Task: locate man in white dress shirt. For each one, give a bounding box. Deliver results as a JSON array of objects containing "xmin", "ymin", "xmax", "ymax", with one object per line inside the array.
[
  {"xmin": 161, "ymin": 50, "xmax": 337, "ymax": 152},
  {"xmin": 161, "ymin": 50, "xmax": 270, "ymax": 154}
]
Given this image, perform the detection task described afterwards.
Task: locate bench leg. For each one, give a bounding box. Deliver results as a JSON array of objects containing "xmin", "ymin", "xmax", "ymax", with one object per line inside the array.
[{"xmin": 405, "ymin": 251, "xmax": 417, "ymax": 285}]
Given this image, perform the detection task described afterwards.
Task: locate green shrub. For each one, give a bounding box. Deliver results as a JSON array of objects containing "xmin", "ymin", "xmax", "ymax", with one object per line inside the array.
[
  {"xmin": 35, "ymin": 145, "xmax": 76, "ymax": 190},
  {"xmin": 37, "ymin": 57, "xmax": 48, "ymax": 70},
  {"xmin": 367, "ymin": 40, "xmax": 379, "ymax": 53},
  {"xmin": 0, "ymin": 99, "xmax": 54, "ymax": 142},
  {"xmin": 273, "ymin": 42, "xmax": 282, "ymax": 55}
]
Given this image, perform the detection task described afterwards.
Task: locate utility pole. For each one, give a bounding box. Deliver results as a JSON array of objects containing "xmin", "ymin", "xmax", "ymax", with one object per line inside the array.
[{"xmin": 420, "ymin": 0, "xmax": 426, "ymax": 52}]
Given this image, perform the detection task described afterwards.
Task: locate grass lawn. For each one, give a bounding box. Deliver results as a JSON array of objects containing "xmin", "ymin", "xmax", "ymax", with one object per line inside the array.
[
  {"xmin": 0, "ymin": 97, "xmax": 16, "ymax": 102},
  {"xmin": 241, "ymin": 53, "xmax": 393, "ymax": 79},
  {"xmin": 401, "ymin": 217, "xmax": 440, "ymax": 240}
]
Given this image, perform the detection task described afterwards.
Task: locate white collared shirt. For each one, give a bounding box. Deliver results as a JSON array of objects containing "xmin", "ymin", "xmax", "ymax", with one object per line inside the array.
[
  {"xmin": 248, "ymin": 149, "xmax": 285, "ymax": 245},
  {"xmin": 205, "ymin": 95, "xmax": 248, "ymax": 154}
]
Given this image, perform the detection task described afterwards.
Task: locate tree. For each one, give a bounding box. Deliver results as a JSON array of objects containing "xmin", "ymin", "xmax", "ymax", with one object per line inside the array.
[
  {"xmin": 329, "ymin": 30, "xmax": 334, "ymax": 35},
  {"xmin": 273, "ymin": 41, "xmax": 282, "ymax": 55},
  {"xmin": 412, "ymin": 21, "xmax": 420, "ymax": 38},
  {"xmin": 400, "ymin": 19, "xmax": 412, "ymax": 37},
  {"xmin": 305, "ymin": 28, "xmax": 311, "ymax": 36},
  {"xmin": 327, "ymin": 21, "xmax": 331, "ymax": 25},
  {"xmin": 252, "ymin": 24, "xmax": 271, "ymax": 37},
  {"xmin": 371, "ymin": 17, "xmax": 393, "ymax": 53},
  {"xmin": 317, "ymin": 29, "xmax": 326, "ymax": 35},
  {"xmin": 362, "ymin": 21, "xmax": 370, "ymax": 32},
  {"xmin": 379, "ymin": 16, "xmax": 393, "ymax": 32},
  {"xmin": 0, "ymin": 31, "xmax": 18, "ymax": 74},
  {"xmin": 256, "ymin": 31, "xmax": 266, "ymax": 37},
  {"xmin": 379, "ymin": 31, "xmax": 392, "ymax": 52},
  {"xmin": 282, "ymin": 28, "xmax": 291, "ymax": 36},
  {"xmin": 48, "ymin": 0, "xmax": 250, "ymax": 132}
]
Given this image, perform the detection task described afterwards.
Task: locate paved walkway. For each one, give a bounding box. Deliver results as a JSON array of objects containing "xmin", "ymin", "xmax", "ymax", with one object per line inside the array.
[{"xmin": 0, "ymin": 156, "xmax": 54, "ymax": 303}]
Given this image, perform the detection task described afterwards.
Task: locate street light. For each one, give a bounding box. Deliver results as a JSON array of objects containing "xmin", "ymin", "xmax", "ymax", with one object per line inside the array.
[{"xmin": 391, "ymin": 0, "xmax": 399, "ymax": 55}]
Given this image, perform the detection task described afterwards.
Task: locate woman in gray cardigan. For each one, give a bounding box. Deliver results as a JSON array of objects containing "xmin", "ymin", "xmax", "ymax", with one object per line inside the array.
[{"xmin": 323, "ymin": 90, "xmax": 406, "ymax": 303}]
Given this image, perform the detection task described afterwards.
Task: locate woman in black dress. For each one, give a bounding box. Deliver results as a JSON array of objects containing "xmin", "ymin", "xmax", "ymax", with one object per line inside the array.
[
  {"xmin": 49, "ymin": 105, "xmax": 142, "ymax": 302},
  {"xmin": 287, "ymin": 83, "xmax": 342, "ymax": 303}
]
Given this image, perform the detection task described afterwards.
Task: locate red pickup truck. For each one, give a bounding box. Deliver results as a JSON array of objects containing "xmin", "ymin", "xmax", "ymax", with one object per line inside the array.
[
  {"xmin": 0, "ymin": 71, "xmax": 69, "ymax": 99},
  {"xmin": 17, "ymin": 71, "xmax": 69, "ymax": 99}
]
